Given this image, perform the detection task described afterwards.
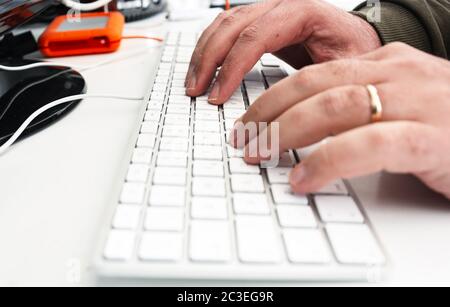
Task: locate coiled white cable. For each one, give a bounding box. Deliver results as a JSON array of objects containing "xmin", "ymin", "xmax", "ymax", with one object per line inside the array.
[
  {"xmin": 60, "ymin": 0, "xmax": 113, "ymax": 11},
  {"xmin": 0, "ymin": 94, "xmax": 143, "ymax": 156}
]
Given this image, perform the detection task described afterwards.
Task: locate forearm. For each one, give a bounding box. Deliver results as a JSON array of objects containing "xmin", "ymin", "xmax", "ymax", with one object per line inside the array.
[{"xmin": 353, "ymin": 0, "xmax": 450, "ymax": 59}]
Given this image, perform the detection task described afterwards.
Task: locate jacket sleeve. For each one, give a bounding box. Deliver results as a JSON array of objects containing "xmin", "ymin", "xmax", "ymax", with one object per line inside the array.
[{"xmin": 353, "ymin": 0, "xmax": 450, "ymax": 59}]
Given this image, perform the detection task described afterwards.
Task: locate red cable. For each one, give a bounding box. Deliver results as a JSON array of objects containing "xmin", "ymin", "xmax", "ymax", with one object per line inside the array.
[
  {"xmin": 225, "ymin": 0, "xmax": 231, "ymax": 11},
  {"xmin": 122, "ymin": 36, "xmax": 164, "ymax": 43}
]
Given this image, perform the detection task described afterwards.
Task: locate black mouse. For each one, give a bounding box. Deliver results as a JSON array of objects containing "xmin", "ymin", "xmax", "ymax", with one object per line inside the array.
[{"xmin": 0, "ymin": 59, "xmax": 86, "ymax": 146}]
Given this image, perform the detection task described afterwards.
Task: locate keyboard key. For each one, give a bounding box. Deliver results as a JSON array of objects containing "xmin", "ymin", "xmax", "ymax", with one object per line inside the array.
[
  {"xmin": 223, "ymin": 99, "xmax": 245, "ymax": 110},
  {"xmin": 261, "ymin": 54, "xmax": 281, "ymax": 67},
  {"xmin": 277, "ymin": 205, "xmax": 317, "ymax": 228},
  {"xmin": 145, "ymin": 110, "xmax": 161, "ymax": 122},
  {"xmin": 141, "ymin": 122, "xmax": 159, "ymax": 134},
  {"xmin": 195, "ymin": 120, "xmax": 220, "ymax": 133},
  {"xmin": 159, "ymin": 137, "xmax": 189, "ymax": 152},
  {"xmin": 194, "ymin": 132, "xmax": 222, "ymax": 146},
  {"xmin": 193, "ymin": 160, "xmax": 224, "ymax": 177},
  {"xmin": 153, "ymin": 167, "xmax": 187, "ymax": 186},
  {"xmin": 104, "ymin": 230, "xmax": 135, "ymax": 261},
  {"xmin": 167, "ymin": 105, "xmax": 190, "ymax": 115},
  {"xmin": 144, "ymin": 207, "xmax": 184, "ymax": 231},
  {"xmin": 190, "ymin": 220, "xmax": 231, "ymax": 262},
  {"xmin": 271, "ymin": 184, "xmax": 308, "ymax": 205},
  {"xmin": 126, "ymin": 164, "xmax": 149, "ymax": 182},
  {"xmin": 149, "ymin": 186, "xmax": 185, "ymax": 207},
  {"xmin": 169, "ymin": 96, "xmax": 191, "ymax": 105},
  {"xmin": 120, "ymin": 183, "xmax": 146, "ymax": 204},
  {"xmin": 194, "ymin": 145, "xmax": 223, "ymax": 160},
  {"xmin": 229, "ymin": 158, "xmax": 260, "ymax": 174},
  {"xmin": 267, "ymin": 167, "xmax": 291, "ymax": 184},
  {"xmin": 196, "ymin": 110, "xmax": 219, "ymax": 121},
  {"xmin": 235, "ymin": 216, "xmax": 282, "ymax": 263},
  {"xmin": 245, "ymin": 67, "xmax": 264, "ymax": 82},
  {"xmin": 224, "ymin": 109, "xmax": 245, "ymax": 120},
  {"xmin": 152, "ymin": 83, "xmax": 167, "ymax": 92},
  {"xmin": 112, "ymin": 205, "xmax": 142, "ymax": 230},
  {"xmin": 227, "ymin": 145, "xmax": 244, "ymax": 158},
  {"xmin": 150, "ymin": 92, "xmax": 165, "ymax": 100},
  {"xmin": 170, "ymin": 87, "xmax": 187, "ymax": 95},
  {"xmin": 131, "ymin": 148, "xmax": 152, "ymax": 164},
  {"xmin": 192, "ymin": 177, "xmax": 226, "ymax": 197},
  {"xmin": 191, "ymin": 197, "xmax": 228, "ymax": 220},
  {"xmin": 231, "ymin": 174, "xmax": 265, "ymax": 193},
  {"xmin": 283, "ymin": 229, "xmax": 331, "ymax": 264},
  {"xmin": 165, "ymin": 114, "xmax": 190, "ymax": 126},
  {"xmin": 316, "ymin": 180, "xmax": 349, "ymax": 195},
  {"xmin": 157, "ymin": 151, "xmax": 187, "ymax": 167},
  {"xmin": 315, "ymin": 196, "xmax": 364, "ymax": 223},
  {"xmin": 139, "ymin": 232, "xmax": 183, "ymax": 262},
  {"xmin": 162, "ymin": 125, "xmax": 189, "ymax": 138},
  {"xmin": 262, "ymin": 67, "xmax": 287, "ymax": 78},
  {"xmin": 233, "ymin": 193, "xmax": 270, "ymax": 215},
  {"xmin": 195, "ymin": 100, "xmax": 219, "ymax": 111},
  {"xmin": 147, "ymin": 100, "xmax": 164, "ymax": 111},
  {"xmin": 224, "ymin": 119, "xmax": 236, "ymax": 131},
  {"xmin": 136, "ymin": 134, "xmax": 156, "ymax": 148},
  {"xmin": 326, "ymin": 224, "xmax": 385, "ymax": 265}
]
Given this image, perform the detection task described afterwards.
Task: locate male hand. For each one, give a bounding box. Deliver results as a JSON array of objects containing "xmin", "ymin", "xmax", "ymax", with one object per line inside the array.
[
  {"xmin": 185, "ymin": 0, "xmax": 381, "ymax": 104},
  {"xmin": 232, "ymin": 43, "xmax": 450, "ymax": 199}
]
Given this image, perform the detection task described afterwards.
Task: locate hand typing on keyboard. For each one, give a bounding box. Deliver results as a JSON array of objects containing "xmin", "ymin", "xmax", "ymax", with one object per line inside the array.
[
  {"xmin": 100, "ymin": 31, "xmax": 388, "ymax": 279},
  {"xmin": 184, "ymin": 0, "xmax": 381, "ymax": 104},
  {"xmin": 184, "ymin": 1, "xmax": 450, "ymax": 200}
]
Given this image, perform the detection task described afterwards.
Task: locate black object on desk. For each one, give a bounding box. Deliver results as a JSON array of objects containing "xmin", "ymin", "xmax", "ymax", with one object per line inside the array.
[{"xmin": 0, "ymin": 59, "xmax": 86, "ymax": 146}]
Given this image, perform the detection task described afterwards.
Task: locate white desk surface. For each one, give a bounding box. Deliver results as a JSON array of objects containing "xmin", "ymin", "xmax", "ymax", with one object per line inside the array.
[{"xmin": 1, "ymin": 6, "xmax": 450, "ymax": 287}]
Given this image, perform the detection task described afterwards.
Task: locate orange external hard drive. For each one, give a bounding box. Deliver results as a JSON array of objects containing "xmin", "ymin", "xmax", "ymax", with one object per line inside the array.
[{"xmin": 39, "ymin": 12, "xmax": 125, "ymax": 58}]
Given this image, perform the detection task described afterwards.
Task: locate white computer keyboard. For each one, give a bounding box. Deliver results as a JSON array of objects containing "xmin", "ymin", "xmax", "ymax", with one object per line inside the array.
[{"xmin": 93, "ymin": 32, "xmax": 386, "ymax": 283}]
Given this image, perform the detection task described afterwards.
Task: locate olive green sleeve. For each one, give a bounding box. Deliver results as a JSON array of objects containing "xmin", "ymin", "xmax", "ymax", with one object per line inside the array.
[{"xmin": 353, "ymin": 0, "xmax": 450, "ymax": 59}]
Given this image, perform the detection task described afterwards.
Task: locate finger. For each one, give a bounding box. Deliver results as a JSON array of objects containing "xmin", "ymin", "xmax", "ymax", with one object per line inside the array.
[
  {"xmin": 232, "ymin": 59, "xmax": 387, "ymax": 148},
  {"xmin": 185, "ymin": 1, "xmax": 280, "ymax": 95},
  {"xmin": 184, "ymin": 9, "xmax": 234, "ymax": 88},
  {"xmin": 209, "ymin": 3, "xmax": 314, "ymax": 104},
  {"xmin": 242, "ymin": 84, "xmax": 387, "ymax": 164},
  {"xmin": 289, "ymin": 121, "xmax": 443, "ymax": 194}
]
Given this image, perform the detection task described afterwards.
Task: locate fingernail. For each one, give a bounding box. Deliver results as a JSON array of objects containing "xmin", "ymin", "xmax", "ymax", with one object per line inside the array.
[
  {"xmin": 291, "ymin": 166, "xmax": 308, "ymax": 185},
  {"xmin": 208, "ymin": 82, "xmax": 220, "ymax": 103},
  {"xmin": 187, "ymin": 75, "xmax": 197, "ymax": 91}
]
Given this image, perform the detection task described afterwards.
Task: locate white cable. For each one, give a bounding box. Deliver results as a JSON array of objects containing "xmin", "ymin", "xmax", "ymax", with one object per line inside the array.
[
  {"xmin": 1, "ymin": 45, "xmax": 159, "ymax": 73},
  {"xmin": 60, "ymin": 0, "xmax": 113, "ymax": 11},
  {"xmin": 0, "ymin": 63, "xmax": 74, "ymax": 71},
  {"xmin": 0, "ymin": 94, "xmax": 143, "ymax": 156}
]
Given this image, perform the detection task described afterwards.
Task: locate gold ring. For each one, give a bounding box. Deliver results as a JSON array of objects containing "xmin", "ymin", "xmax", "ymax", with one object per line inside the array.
[{"xmin": 366, "ymin": 84, "xmax": 383, "ymax": 123}]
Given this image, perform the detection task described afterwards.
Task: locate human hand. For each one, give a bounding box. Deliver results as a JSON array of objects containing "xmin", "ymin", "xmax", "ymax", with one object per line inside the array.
[
  {"xmin": 232, "ymin": 43, "xmax": 450, "ymax": 199},
  {"xmin": 185, "ymin": 0, "xmax": 381, "ymax": 104}
]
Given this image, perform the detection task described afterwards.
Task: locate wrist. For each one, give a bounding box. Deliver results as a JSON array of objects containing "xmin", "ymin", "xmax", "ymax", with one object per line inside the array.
[{"xmin": 350, "ymin": 13, "xmax": 383, "ymax": 52}]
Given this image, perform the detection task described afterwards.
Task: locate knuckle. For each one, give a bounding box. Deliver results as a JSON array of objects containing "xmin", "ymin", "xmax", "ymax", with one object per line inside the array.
[
  {"xmin": 320, "ymin": 90, "xmax": 347, "ymax": 118},
  {"xmin": 329, "ymin": 59, "xmax": 360, "ymax": 81},
  {"xmin": 367, "ymin": 128, "xmax": 391, "ymax": 150},
  {"xmin": 233, "ymin": 5, "xmax": 252, "ymax": 16},
  {"xmin": 216, "ymin": 11, "xmax": 230, "ymax": 22},
  {"xmin": 400, "ymin": 127, "xmax": 433, "ymax": 159},
  {"xmin": 221, "ymin": 13, "xmax": 237, "ymax": 27},
  {"xmin": 239, "ymin": 24, "xmax": 260, "ymax": 44},
  {"xmin": 294, "ymin": 67, "xmax": 314, "ymax": 86}
]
